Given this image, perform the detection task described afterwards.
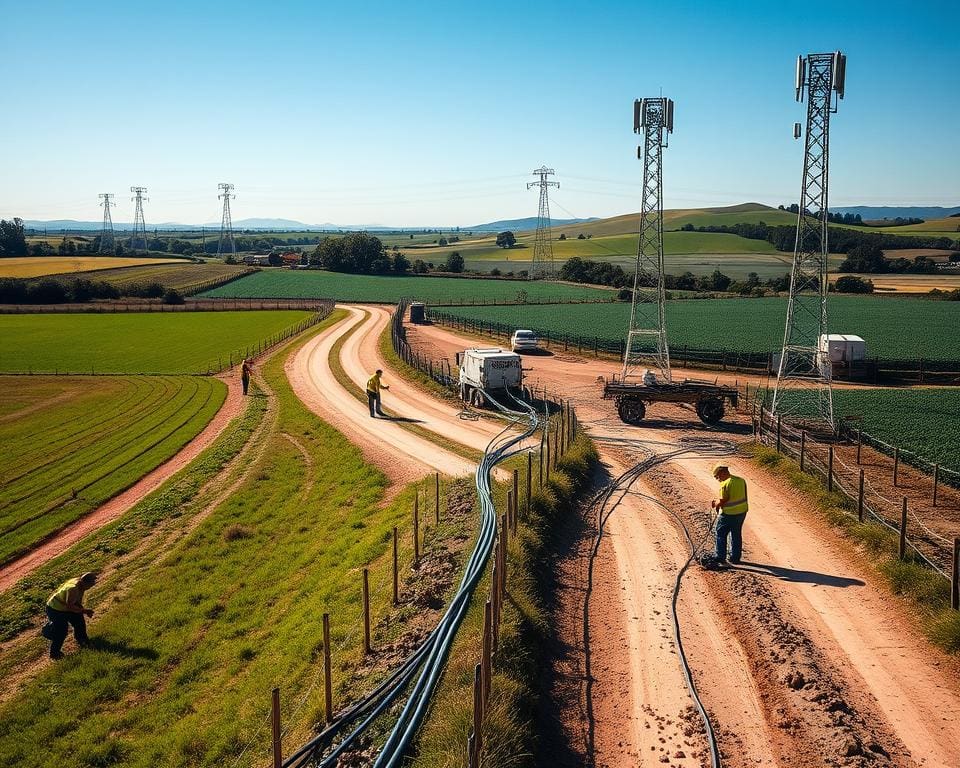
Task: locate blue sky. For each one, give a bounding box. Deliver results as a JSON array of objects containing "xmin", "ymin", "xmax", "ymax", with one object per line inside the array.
[{"xmin": 1, "ymin": 0, "xmax": 957, "ymax": 226}]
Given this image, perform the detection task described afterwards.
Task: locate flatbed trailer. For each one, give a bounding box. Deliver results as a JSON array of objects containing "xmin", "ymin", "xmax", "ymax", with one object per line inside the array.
[{"xmin": 602, "ymin": 376, "xmax": 739, "ymax": 426}]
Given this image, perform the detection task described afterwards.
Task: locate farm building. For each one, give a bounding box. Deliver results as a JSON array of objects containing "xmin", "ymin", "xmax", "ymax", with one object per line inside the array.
[{"xmin": 243, "ymin": 254, "xmax": 272, "ymax": 266}]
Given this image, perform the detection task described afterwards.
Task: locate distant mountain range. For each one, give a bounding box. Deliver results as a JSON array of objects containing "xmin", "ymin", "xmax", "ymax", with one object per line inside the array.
[{"xmin": 829, "ymin": 206, "xmax": 960, "ymax": 220}]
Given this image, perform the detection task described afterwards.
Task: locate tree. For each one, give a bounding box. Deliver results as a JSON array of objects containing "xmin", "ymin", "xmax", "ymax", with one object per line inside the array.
[
  {"xmin": 444, "ymin": 252, "xmax": 465, "ymax": 273},
  {"xmin": 577, "ymin": 233, "xmax": 586, "ymax": 240},
  {"xmin": 438, "ymin": 237, "xmax": 448, "ymax": 246},
  {"xmin": 834, "ymin": 275, "xmax": 874, "ymax": 294},
  {"xmin": 0, "ymin": 218, "xmax": 27, "ymax": 257},
  {"xmin": 393, "ymin": 252, "xmax": 410, "ymax": 273},
  {"xmin": 838, "ymin": 242, "xmax": 886, "ymax": 273},
  {"xmin": 495, "ymin": 231, "xmax": 516, "ymax": 249},
  {"xmin": 412, "ymin": 259, "xmax": 429, "ymax": 274},
  {"xmin": 558, "ymin": 233, "xmax": 566, "ymax": 241}
]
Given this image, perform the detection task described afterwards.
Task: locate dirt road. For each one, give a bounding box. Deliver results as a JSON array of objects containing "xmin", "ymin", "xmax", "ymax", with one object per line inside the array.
[
  {"xmin": 408, "ymin": 320, "xmax": 960, "ymax": 768},
  {"xmin": 0, "ymin": 373, "xmax": 245, "ymax": 592}
]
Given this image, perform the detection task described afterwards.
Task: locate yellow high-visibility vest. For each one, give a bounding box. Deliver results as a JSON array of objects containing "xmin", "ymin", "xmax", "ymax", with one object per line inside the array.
[
  {"xmin": 47, "ymin": 578, "xmax": 82, "ymax": 612},
  {"xmin": 366, "ymin": 374, "xmax": 381, "ymax": 393},
  {"xmin": 718, "ymin": 476, "xmax": 749, "ymax": 515}
]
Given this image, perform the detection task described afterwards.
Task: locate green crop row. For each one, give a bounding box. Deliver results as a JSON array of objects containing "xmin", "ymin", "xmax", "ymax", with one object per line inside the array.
[
  {"xmin": 435, "ymin": 296, "xmax": 960, "ymax": 361},
  {"xmin": 0, "ymin": 375, "xmax": 226, "ymax": 564},
  {"xmin": 199, "ymin": 269, "xmax": 613, "ymax": 303}
]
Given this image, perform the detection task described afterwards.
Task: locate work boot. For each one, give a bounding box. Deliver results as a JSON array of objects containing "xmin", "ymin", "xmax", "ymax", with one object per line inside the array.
[
  {"xmin": 50, "ymin": 651, "xmax": 64, "ymax": 660},
  {"xmin": 41, "ymin": 623, "xmax": 54, "ymax": 640}
]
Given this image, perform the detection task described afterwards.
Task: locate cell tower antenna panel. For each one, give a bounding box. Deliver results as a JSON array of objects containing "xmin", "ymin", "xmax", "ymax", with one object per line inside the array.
[
  {"xmin": 526, "ymin": 166, "xmax": 559, "ymax": 279},
  {"xmin": 98, "ymin": 193, "xmax": 116, "ymax": 253},
  {"xmin": 130, "ymin": 186, "xmax": 149, "ymax": 253},
  {"xmin": 217, "ymin": 183, "xmax": 236, "ymax": 259},
  {"xmin": 622, "ymin": 97, "xmax": 674, "ymax": 384},
  {"xmin": 772, "ymin": 51, "xmax": 847, "ymax": 430}
]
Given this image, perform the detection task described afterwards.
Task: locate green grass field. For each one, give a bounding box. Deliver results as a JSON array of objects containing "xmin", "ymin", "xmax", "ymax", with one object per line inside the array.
[
  {"xmin": 0, "ymin": 316, "xmax": 441, "ymax": 768},
  {"xmin": 199, "ymin": 269, "xmax": 613, "ymax": 303},
  {"xmin": 0, "ymin": 310, "xmax": 314, "ymax": 374},
  {"xmin": 833, "ymin": 389, "xmax": 960, "ymax": 472},
  {"xmin": 0, "ymin": 376, "xmax": 226, "ymax": 565},
  {"xmin": 437, "ymin": 295, "xmax": 960, "ymax": 360}
]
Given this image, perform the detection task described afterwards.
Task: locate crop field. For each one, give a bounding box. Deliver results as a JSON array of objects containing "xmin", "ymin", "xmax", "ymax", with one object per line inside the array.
[
  {"xmin": 0, "ymin": 375, "xmax": 226, "ymax": 565},
  {"xmin": 199, "ymin": 269, "xmax": 613, "ymax": 303},
  {"xmin": 0, "ymin": 318, "xmax": 433, "ymax": 768},
  {"xmin": 0, "ymin": 310, "xmax": 314, "ymax": 374},
  {"xmin": 833, "ymin": 388, "xmax": 960, "ymax": 471},
  {"xmin": 0, "ymin": 256, "xmax": 188, "ymax": 279},
  {"xmin": 437, "ymin": 295, "xmax": 960, "ymax": 360},
  {"xmin": 67, "ymin": 262, "xmax": 252, "ymax": 292}
]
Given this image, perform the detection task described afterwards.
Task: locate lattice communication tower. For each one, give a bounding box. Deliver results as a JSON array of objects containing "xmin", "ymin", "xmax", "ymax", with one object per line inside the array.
[
  {"xmin": 217, "ymin": 183, "xmax": 236, "ymax": 259},
  {"xmin": 98, "ymin": 193, "xmax": 116, "ymax": 253},
  {"xmin": 130, "ymin": 186, "xmax": 149, "ymax": 252},
  {"xmin": 526, "ymin": 166, "xmax": 559, "ymax": 279},
  {"xmin": 772, "ymin": 51, "xmax": 847, "ymax": 430},
  {"xmin": 622, "ymin": 97, "xmax": 674, "ymax": 383}
]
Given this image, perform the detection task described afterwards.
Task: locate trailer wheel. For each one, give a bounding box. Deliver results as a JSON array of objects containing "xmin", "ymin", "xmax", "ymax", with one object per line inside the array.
[
  {"xmin": 617, "ymin": 397, "xmax": 646, "ymax": 425},
  {"xmin": 697, "ymin": 398, "xmax": 725, "ymax": 425}
]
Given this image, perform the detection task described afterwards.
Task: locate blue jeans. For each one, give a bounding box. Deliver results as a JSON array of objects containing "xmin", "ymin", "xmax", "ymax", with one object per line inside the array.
[
  {"xmin": 715, "ymin": 512, "xmax": 747, "ymax": 563},
  {"xmin": 44, "ymin": 605, "xmax": 88, "ymax": 657}
]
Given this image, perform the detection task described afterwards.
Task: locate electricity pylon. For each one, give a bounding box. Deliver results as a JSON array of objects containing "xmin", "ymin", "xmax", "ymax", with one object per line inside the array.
[
  {"xmin": 98, "ymin": 193, "xmax": 116, "ymax": 253},
  {"xmin": 622, "ymin": 97, "xmax": 674, "ymax": 384},
  {"xmin": 130, "ymin": 186, "xmax": 149, "ymax": 252},
  {"xmin": 772, "ymin": 51, "xmax": 847, "ymax": 430},
  {"xmin": 527, "ymin": 166, "xmax": 559, "ymax": 279},
  {"xmin": 217, "ymin": 183, "xmax": 236, "ymax": 259}
]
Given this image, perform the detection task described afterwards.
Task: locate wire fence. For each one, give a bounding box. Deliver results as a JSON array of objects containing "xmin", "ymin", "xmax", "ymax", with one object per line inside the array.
[
  {"xmin": 0, "ymin": 297, "xmax": 330, "ymax": 314},
  {"xmin": 427, "ymin": 306, "xmax": 960, "ymax": 383},
  {"xmin": 752, "ymin": 404, "xmax": 959, "ymax": 582}
]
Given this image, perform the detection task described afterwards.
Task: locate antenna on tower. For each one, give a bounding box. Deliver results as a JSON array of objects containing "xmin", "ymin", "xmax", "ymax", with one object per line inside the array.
[
  {"xmin": 772, "ymin": 51, "xmax": 847, "ymax": 430},
  {"xmin": 130, "ymin": 187, "xmax": 149, "ymax": 253},
  {"xmin": 217, "ymin": 183, "xmax": 236, "ymax": 259},
  {"xmin": 622, "ymin": 97, "xmax": 674, "ymax": 384},
  {"xmin": 98, "ymin": 194, "xmax": 116, "ymax": 254},
  {"xmin": 526, "ymin": 166, "xmax": 559, "ymax": 279}
]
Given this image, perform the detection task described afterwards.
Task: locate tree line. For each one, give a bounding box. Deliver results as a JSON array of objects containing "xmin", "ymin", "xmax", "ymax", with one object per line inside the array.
[
  {"xmin": 308, "ymin": 232, "xmax": 466, "ymax": 274},
  {"xmin": 0, "ymin": 277, "xmax": 184, "ymax": 304}
]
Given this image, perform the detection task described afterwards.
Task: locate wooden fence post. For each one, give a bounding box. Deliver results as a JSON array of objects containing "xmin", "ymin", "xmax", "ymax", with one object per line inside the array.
[
  {"xmin": 893, "ymin": 447, "xmax": 900, "ymax": 487},
  {"xmin": 856, "ymin": 429, "xmax": 862, "ymax": 465},
  {"xmin": 512, "ymin": 469, "xmax": 519, "ymax": 529},
  {"xmin": 952, "ymin": 538, "xmax": 959, "ymax": 611},
  {"xmin": 800, "ymin": 431, "xmax": 806, "ymax": 472},
  {"xmin": 828, "ymin": 446, "xmax": 834, "ymax": 492},
  {"xmin": 545, "ymin": 434, "xmax": 551, "ymax": 482},
  {"xmin": 899, "ymin": 497, "xmax": 908, "ymax": 560},
  {"xmin": 322, "ymin": 613, "xmax": 333, "ymax": 724},
  {"xmin": 858, "ymin": 469, "xmax": 865, "ymax": 522},
  {"xmin": 526, "ymin": 451, "xmax": 533, "ymax": 519},
  {"xmin": 933, "ymin": 464, "xmax": 940, "ymax": 507},
  {"xmin": 539, "ymin": 434, "xmax": 544, "ymax": 488},
  {"xmin": 392, "ymin": 527, "xmax": 399, "ymax": 605},
  {"xmin": 435, "ymin": 472, "xmax": 441, "ymax": 524},
  {"xmin": 506, "ymin": 489, "xmax": 514, "ymax": 532},
  {"xmin": 271, "ymin": 688, "xmax": 282, "ymax": 768},
  {"xmin": 482, "ymin": 601, "xmax": 492, "ymax": 702},
  {"xmin": 413, "ymin": 494, "xmax": 420, "ymax": 565},
  {"xmin": 362, "ymin": 568, "xmax": 371, "ymax": 655},
  {"xmin": 776, "ymin": 415, "xmax": 782, "ymax": 454}
]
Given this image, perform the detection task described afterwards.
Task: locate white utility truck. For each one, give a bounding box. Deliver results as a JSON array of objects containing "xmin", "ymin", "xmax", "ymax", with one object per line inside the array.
[{"xmin": 456, "ymin": 348, "xmax": 522, "ymax": 407}]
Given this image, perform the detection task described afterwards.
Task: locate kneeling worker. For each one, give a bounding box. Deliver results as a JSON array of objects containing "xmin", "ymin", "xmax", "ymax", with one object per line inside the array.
[
  {"xmin": 711, "ymin": 464, "xmax": 748, "ymax": 565},
  {"xmin": 366, "ymin": 369, "xmax": 389, "ymax": 417},
  {"xmin": 43, "ymin": 572, "xmax": 97, "ymax": 659}
]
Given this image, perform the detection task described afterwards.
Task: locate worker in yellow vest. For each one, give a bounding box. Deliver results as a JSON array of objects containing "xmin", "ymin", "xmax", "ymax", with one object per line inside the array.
[
  {"xmin": 42, "ymin": 572, "xmax": 97, "ymax": 659},
  {"xmin": 711, "ymin": 464, "xmax": 749, "ymax": 565},
  {"xmin": 365, "ymin": 369, "xmax": 389, "ymax": 418}
]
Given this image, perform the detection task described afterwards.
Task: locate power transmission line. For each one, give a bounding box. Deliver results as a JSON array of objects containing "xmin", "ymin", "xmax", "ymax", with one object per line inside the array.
[
  {"xmin": 217, "ymin": 183, "xmax": 236, "ymax": 259},
  {"xmin": 527, "ymin": 166, "xmax": 559, "ymax": 279},
  {"xmin": 98, "ymin": 193, "xmax": 116, "ymax": 253},
  {"xmin": 772, "ymin": 51, "xmax": 847, "ymax": 430},
  {"xmin": 623, "ymin": 97, "xmax": 674, "ymax": 384},
  {"xmin": 130, "ymin": 186, "xmax": 149, "ymax": 252}
]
